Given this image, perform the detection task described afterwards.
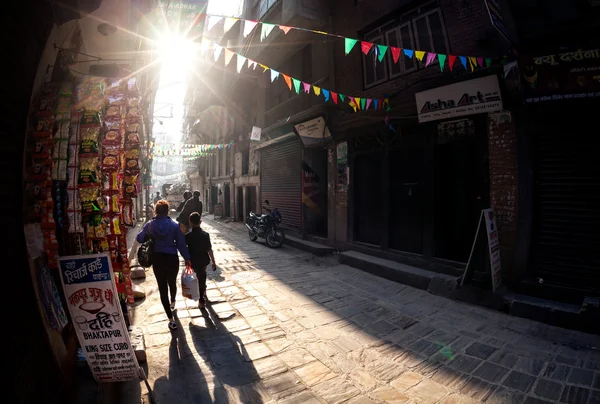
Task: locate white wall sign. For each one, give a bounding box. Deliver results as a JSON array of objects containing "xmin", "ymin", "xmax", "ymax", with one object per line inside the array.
[
  {"xmin": 483, "ymin": 209, "xmax": 502, "ymax": 292},
  {"xmin": 250, "ymin": 126, "xmax": 262, "ymax": 141},
  {"xmin": 58, "ymin": 253, "xmax": 140, "ymax": 382},
  {"xmin": 295, "ymin": 117, "xmax": 331, "ymax": 147},
  {"xmin": 415, "ymin": 75, "xmax": 503, "ymax": 123}
]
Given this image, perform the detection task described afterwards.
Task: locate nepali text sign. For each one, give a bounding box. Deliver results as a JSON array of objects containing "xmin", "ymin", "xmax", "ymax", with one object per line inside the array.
[
  {"xmin": 521, "ymin": 48, "xmax": 600, "ymax": 103},
  {"xmin": 483, "ymin": 209, "xmax": 502, "ymax": 292},
  {"xmin": 415, "ymin": 75, "xmax": 503, "ymax": 123},
  {"xmin": 58, "ymin": 254, "xmax": 140, "ymax": 382},
  {"xmin": 145, "ymin": 0, "xmax": 208, "ymax": 36},
  {"xmin": 294, "ymin": 117, "xmax": 331, "ymax": 147}
]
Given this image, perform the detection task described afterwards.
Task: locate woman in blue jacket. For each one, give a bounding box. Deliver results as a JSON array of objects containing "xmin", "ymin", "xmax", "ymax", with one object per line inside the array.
[{"xmin": 137, "ymin": 200, "xmax": 191, "ymax": 330}]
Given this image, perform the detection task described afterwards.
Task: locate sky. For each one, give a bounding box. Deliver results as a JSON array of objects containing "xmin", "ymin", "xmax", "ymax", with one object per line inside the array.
[{"xmin": 152, "ymin": 0, "xmax": 244, "ymax": 146}]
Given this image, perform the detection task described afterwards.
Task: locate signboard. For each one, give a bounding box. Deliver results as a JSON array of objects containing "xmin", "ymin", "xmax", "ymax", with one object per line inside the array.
[
  {"xmin": 294, "ymin": 117, "xmax": 332, "ymax": 147},
  {"xmin": 415, "ymin": 75, "xmax": 503, "ymax": 123},
  {"xmin": 483, "ymin": 0, "xmax": 511, "ymax": 44},
  {"xmin": 460, "ymin": 209, "xmax": 502, "ymax": 292},
  {"xmin": 58, "ymin": 254, "xmax": 140, "ymax": 382},
  {"xmin": 250, "ymin": 126, "xmax": 262, "ymax": 141},
  {"xmin": 521, "ymin": 49, "xmax": 600, "ymax": 103},
  {"xmin": 143, "ymin": 0, "xmax": 208, "ymax": 37}
]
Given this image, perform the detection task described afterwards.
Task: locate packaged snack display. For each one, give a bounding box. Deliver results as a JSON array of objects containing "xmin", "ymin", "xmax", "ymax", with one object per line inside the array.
[
  {"xmin": 101, "ymin": 145, "xmax": 120, "ymax": 171},
  {"xmin": 122, "ymin": 174, "xmax": 138, "ymax": 198},
  {"xmin": 34, "ymin": 118, "xmax": 54, "ymax": 135},
  {"xmin": 78, "ymin": 157, "xmax": 99, "ymax": 185},
  {"xmin": 123, "ymin": 148, "xmax": 139, "ymax": 172},
  {"xmin": 79, "ymin": 187, "xmax": 101, "ymax": 214},
  {"xmin": 51, "ymin": 159, "xmax": 67, "ymax": 181},
  {"xmin": 79, "ymin": 127, "xmax": 100, "ymax": 154}
]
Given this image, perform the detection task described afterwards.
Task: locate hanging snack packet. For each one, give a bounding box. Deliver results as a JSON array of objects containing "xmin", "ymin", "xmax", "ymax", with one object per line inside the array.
[
  {"xmin": 78, "ymin": 157, "xmax": 99, "ymax": 186},
  {"xmin": 79, "ymin": 127, "xmax": 100, "ymax": 154},
  {"xmin": 32, "ymin": 181, "xmax": 49, "ymax": 200},
  {"xmin": 67, "ymin": 189, "xmax": 80, "ymax": 211},
  {"xmin": 52, "ymin": 139, "xmax": 68, "ymax": 160},
  {"xmin": 81, "ymin": 110, "xmax": 103, "ymax": 127},
  {"xmin": 103, "ymin": 128, "xmax": 122, "ymax": 146},
  {"xmin": 101, "ymin": 145, "xmax": 120, "ymax": 171},
  {"xmin": 122, "ymin": 174, "xmax": 138, "ymax": 198},
  {"xmin": 54, "ymin": 96, "xmax": 72, "ymax": 121},
  {"xmin": 34, "ymin": 117, "xmax": 54, "ymax": 137},
  {"xmin": 102, "ymin": 171, "xmax": 119, "ymax": 192},
  {"xmin": 123, "ymin": 148, "xmax": 140, "ymax": 172},
  {"xmin": 33, "ymin": 139, "xmax": 50, "ymax": 158},
  {"xmin": 105, "ymin": 103, "xmax": 122, "ymax": 120},
  {"xmin": 54, "ymin": 120, "xmax": 70, "ymax": 141},
  {"xmin": 121, "ymin": 201, "xmax": 134, "ymax": 226},
  {"xmin": 68, "ymin": 211, "xmax": 83, "ymax": 233},
  {"xmin": 79, "ymin": 187, "xmax": 101, "ymax": 214},
  {"xmin": 51, "ymin": 159, "xmax": 67, "ymax": 181},
  {"xmin": 126, "ymin": 97, "xmax": 140, "ymax": 119},
  {"xmin": 68, "ymin": 144, "xmax": 78, "ymax": 166},
  {"xmin": 32, "ymin": 159, "xmax": 48, "ymax": 178},
  {"xmin": 37, "ymin": 97, "xmax": 55, "ymax": 116}
]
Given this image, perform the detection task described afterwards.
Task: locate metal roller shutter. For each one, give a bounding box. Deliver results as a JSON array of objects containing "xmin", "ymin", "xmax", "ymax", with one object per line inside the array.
[
  {"xmin": 530, "ymin": 108, "xmax": 600, "ymax": 294},
  {"xmin": 261, "ymin": 137, "xmax": 303, "ymax": 230}
]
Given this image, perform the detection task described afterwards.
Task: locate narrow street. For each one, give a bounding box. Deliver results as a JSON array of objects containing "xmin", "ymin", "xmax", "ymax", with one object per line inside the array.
[{"xmin": 126, "ymin": 218, "xmax": 600, "ymax": 404}]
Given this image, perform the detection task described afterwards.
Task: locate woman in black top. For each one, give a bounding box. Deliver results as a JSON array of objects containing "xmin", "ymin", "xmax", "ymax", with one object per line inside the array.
[{"xmin": 177, "ymin": 190, "xmax": 202, "ymax": 233}]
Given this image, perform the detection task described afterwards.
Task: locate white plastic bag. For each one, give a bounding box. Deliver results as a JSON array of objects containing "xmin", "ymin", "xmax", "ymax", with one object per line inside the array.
[{"xmin": 181, "ymin": 269, "xmax": 200, "ymax": 301}]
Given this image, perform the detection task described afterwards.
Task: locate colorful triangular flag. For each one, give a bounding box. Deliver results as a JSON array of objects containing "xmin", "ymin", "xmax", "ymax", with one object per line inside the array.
[
  {"xmin": 207, "ymin": 16, "xmax": 222, "ymax": 31},
  {"xmin": 224, "ymin": 49, "xmax": 234, "ymax": 66},
  {"xmin": 331, "ymin": 92, "xmax": 338, "ymax": 104},
  {"xmin": 361, "ymin": 41, "xmax": 373, "ymax": 55},
  {"xmin": 438, "ymin": 54, "xmax": 447, "ymax": 72},
  {"xmin": 248, "ymin": 59, "xmax": 257, "ymax": 70},
  {"xmin": 261, "ymin": 23, "xmax": 275, "ymax": 41},
  {"xmin": 292, "ymin": 78, "xmax": 301, "ymax": 94},
  {"xmin": 448, "ymin": 55, "xmax": 457, "ymax": 71},
  {"xmin": 404, "ymin": 49, "xmax": 414, "ymax": 59},
  {"xmin": 377, "ymin": 45, "xmax": 388, "ymax": 62},
  {"xmin": 360, "ymin": 98, "xmax": 366, "ymax": 110},
  {"xmin": 313, "ymin": 86, "xmax": 321, "ymax": 96},
  {"xmin": 303, "ymin": 82, "xmax": 311, "ymax": 94},
  {"xmin": 345, "ymin": 38, "xmax": 358, "ymax": 55},
  {"xmin": 415, "ymin": 50, "xmax": 425, "ymax": 62},
  {"xmin": 322, "ymin": 89, "xmax": 330, "ymax": 102},
  {"xmin": 374, "ymin": 99, "xmax": 379, "ymax": 110},
  {"xmin": 270, "ymin": 69, "xmax": 279, "ymax": 82},
  {"xmin": 425, "ymin": 52, "xmax": 437, "ymax": 67},
  {"xmin": 339, "ymin": 94, "xmax": 346, "ymax": 102},
  {"xmin": 243, "ymin": 20, "xmax": 258, "ymax": 37},
  {"xmin": 459, "ymin": 56, "xmax": 467, "ymax": 69},
  {"xmin": 477, "ymin": 57, "xmax": 484, "ymax": 67},
  {"xmin": 366, "ymin": 98, "xmax": 372, "ymax": 110},
  {"xmin": 283, "ymin": 74, "xmax": 292, "ymax": 90},
  {"xmin": 469, "ymin": 56, "xmax": 477, "ymax": 71},
  {"xmin": 213, "ymin": 45, "xmax": 222, "ymax": 61},
  {"xmin": 279, "ymin": 25, "xmax": 292, "ymax": 34},
  {"xmin": 355, "ymin": 98, "xmax": 361, "ymax": 110},
  {"xmin": 348, "ymin": 97, "xmax": 358, "ymax": 112},
  {"xmin": 223, "ymin": 17, "xmax": 238, "ymax": 34},
  {"xmin": 259, "ymin": 63, "xmax": 269, "ymax": 72},
  {"xmin": 391, "ymin": 47, "xmax": 401, "ymax": 63},
  {"xmin": 237, "ymin": 55, "xmax": 247, "ymax": 73},
  {"xmin": 485, "ymin": 58, "xmax": 492, "ymax": 68}
]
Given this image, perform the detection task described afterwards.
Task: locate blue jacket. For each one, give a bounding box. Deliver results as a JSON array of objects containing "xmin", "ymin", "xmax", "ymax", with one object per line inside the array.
[{"xmin": 136, "ymin": 216, "xmax": 190, "ymax": 260}]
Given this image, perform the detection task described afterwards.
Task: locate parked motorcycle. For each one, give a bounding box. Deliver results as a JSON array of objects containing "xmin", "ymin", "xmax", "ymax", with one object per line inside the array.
[{"xmin": 245, "ymin": 200, "xmax": 285, "ymax": 248}]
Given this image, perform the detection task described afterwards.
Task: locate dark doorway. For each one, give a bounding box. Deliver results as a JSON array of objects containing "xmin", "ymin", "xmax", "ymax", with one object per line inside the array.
[
  {"xmin": 302, "ymin": 148, "xmax": 328, "ymax": 237},
  {"xmin": 210, "ymin": 185, "xmax": 218, "ymax": 213},
  {"xmin": 224, "ymin": 183, "xmax": 231, "ymax": 217},
  {"xmin": 389, "ymin": 146, "xmax": 425, "ymax": 254},
  {"xmin": 434, "ymin": 118, "xmax": 489, "ymax": 262},
  {"xmin": 237, "ymin": 186, "xmax": 243, "ymax": 220},
  {"xmin": 247, "ymin": 186, "xmax": 257, "ymax": 215},
  {"xmin": 354, "ymin": 152, "xmax": 382, "ymax": 246}
]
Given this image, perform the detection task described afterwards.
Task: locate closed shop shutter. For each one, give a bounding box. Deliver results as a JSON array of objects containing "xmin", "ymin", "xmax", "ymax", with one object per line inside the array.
[
  {"xmin": 261, "ymin": 137, "xmax": 303, "ymax": 230},
  {"xmin": 530, "ymin": 107, "xmax": 600, "ymax": 294}
]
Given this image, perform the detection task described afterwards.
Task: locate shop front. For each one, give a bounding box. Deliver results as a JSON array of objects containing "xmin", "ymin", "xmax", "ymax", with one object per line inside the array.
[
  {"xmin": 519, "ymin": 49, "xmax": 600, "ymax": 299},
  {"xmin": 344, "ymin": 74, "xmax": 507, "ymax": 272}
]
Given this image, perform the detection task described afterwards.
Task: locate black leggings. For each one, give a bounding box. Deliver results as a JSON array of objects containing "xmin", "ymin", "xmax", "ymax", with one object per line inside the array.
[{"xmin": 153, "ymin": 252, "xmax": 179, "ymax": 319}]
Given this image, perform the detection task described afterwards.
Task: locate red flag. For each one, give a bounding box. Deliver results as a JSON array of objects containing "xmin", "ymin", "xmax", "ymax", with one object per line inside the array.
[
  {"xmin": 331, "ymin": 91, "xmax": 338, "ymax": 104},
  {"xmin": 361, "ymin": 41, "xmax": 373, "ymax": 55},
  {"xmin": 391, "ymin": 47, "xmax": 402, "ymax": 64},
  {"xmin": 448, "ymin": 55, "xmax": 457, "ymax": 71}
]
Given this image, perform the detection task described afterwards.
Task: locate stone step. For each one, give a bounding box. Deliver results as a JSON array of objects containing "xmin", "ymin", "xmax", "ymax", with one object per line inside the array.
[
  {"xmin": 340, "ymin": 250, "xmax": 459, "ymax": 296},
  {"xmin": 283, "ymin": 235, "xmax": 335, "ymax": 257}
]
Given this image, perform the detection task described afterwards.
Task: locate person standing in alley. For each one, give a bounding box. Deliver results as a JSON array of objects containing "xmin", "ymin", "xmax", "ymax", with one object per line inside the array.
[
  {"xmin": 185, "ymin": 212, "xmax": 216, "ymax": 308},
  {"xmin": 177, "ymin": 190, "xmax": 202, "ymax": 233},
  {"xmin": 136, "ymin": 200, "xmax": 191, "ymax": 330},
  {"xmin": 176, "ymin": 190, "xmax": 192, "ymax": 232},
  {"xmin": 153, "ymin": 191, "xmax": 161, "ymax": 204}
]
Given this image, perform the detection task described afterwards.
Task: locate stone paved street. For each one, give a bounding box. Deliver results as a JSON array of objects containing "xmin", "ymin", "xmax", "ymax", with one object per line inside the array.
[{"xmin": 127, "ymin": 217, "xmax": 600, "ymax": 404}]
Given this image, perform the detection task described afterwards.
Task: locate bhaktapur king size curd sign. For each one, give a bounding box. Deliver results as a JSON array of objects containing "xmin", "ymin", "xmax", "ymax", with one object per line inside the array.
[{"xmin": 58, "ymin": 253, "xmax": 140, "ymax": 382}]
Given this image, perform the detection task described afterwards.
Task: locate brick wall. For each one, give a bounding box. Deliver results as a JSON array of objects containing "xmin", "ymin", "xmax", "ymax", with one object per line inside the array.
[
  {"xmin": 488, "ymin": 111, "xmax": 518, "ymax": 280},
  {"xmin": 331, "ymin": 0, "xmax": 507, "ymax": 113}
]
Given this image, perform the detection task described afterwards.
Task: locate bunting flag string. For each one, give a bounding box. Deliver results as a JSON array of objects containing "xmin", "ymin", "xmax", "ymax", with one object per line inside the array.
[
  {"xmin": 205, "ymin": 40, "xmax": 390, "ymax": 113},
  {"xmin": 151, "ymin": 142, "xmax": 234, "ymax": 157},
  {"xmin": 202, "ymin": 13, "xmax": 501, "ymax": 73}
]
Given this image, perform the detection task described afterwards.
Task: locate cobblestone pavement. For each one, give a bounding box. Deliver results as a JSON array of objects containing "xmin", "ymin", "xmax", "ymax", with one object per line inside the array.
[{"xmin": 128, "ymin": 217, "xmax": 600, "ymax": 404}]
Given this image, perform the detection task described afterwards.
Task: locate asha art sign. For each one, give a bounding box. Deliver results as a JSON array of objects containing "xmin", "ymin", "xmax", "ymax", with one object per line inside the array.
[
  {"xmin": 415, "ymin": 75, "xmax": 503, "ymax": 123},
  {"xmin": 58, "ymin": 254, "xmax": 140, "ymax": 382}
]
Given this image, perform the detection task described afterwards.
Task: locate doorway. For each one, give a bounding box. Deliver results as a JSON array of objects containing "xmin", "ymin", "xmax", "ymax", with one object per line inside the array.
[
  {"xmin": 236, "ymin": 186, "xmax": 243, "ymax": 220},
  {"xmin": 302, "ymin": 148, "xmax": 328, "ymax": 237},
  {"xmin": 210, "ymin": 185, "xmax": 218, "ymax": 213},
  {"xmin": 246, "ymin": 186, "xmax": 257, "ymax": 215},
  {"xmin": 434, "ymin": 117, "xmax": 489, "ymax": 262},
  {"xmin": 354, "ymin": 152, "xmax": 382, "ymax": 246},
  {"xmin": 224, "ymin": 183, "xmax": 231, "ymax": 217}
]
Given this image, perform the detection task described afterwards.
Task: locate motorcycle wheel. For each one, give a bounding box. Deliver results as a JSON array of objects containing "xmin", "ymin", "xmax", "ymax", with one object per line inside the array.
[
  {"xmin": 266, "ymin": 228, "xmax": 285, "ymax": 248},
  {"xmin": 249, "ymin": 230, "xmax": 258, "ymax": 241}
]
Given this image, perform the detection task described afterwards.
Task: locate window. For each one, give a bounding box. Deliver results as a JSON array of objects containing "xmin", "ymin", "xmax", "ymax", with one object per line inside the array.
[
  {"xmin": 259, "ymin": 0, "xmax": 277, "ymax": 19},
  {"xmin": 213, "ymin": 154, "xmax": 218, "ymax": 177},
  {"xmin": 226, "ymin": 148, "xmax": 231, "ymax": 175},
  {"xmin": 363, "ymin": 4, "xmax": 449, "ymax": 88},
  {"xmin": 266, "ymin": 45, "xmax": 312, "ymax": 111},
  {"xmin": 242, "ymin": 148, "xmax": 250, "ymax": 175}
]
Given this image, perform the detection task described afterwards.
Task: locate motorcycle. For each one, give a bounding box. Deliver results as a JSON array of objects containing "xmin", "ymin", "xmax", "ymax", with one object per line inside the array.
[{"xmin": 245, "ymin": 200, "xmax": 285, "ymax": 248}]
